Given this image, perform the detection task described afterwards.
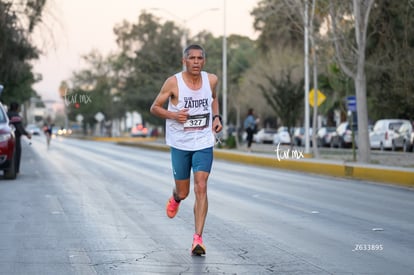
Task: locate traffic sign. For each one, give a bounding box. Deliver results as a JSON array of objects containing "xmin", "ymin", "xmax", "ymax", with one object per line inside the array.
[
  {"xmin": 347, "ymin": 96, "xmax": 357, "ymax": 112},
  {"xmin": 76, "ymin": 114, "xmax": 84, "ymax": 122},
  {"xmin": 95, "ymin": 112, "xmax": 105, "ymax": 122},
  {"xmin": 309, "ymin": 89, "xmax": 326, "ymax": 107}
]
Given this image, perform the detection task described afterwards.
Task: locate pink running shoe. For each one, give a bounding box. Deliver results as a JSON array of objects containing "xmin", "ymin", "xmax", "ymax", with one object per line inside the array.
[
  {"xmin": 191, "ymin": 234, "xmax": 206, "ymax": 256},
  {"xmin": 166, "ymin": 196, "xmax": 180, "ymax": 218}
]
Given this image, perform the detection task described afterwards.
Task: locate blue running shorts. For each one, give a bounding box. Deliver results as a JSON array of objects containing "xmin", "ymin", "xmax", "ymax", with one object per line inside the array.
[{"xmin": 170, "ymin": 147, "xmax": 213, "ymax": 180}]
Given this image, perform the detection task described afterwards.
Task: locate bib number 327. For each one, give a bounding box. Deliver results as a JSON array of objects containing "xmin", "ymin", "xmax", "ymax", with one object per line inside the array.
[{"xmin": 184, "ymin": 113, "xmax": 209, "ymax": 131}]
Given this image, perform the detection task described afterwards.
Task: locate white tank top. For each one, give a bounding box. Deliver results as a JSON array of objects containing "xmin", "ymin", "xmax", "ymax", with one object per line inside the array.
[{"xmin": 166, "ymin": 71, "xmax": 215, "ymax": 151}]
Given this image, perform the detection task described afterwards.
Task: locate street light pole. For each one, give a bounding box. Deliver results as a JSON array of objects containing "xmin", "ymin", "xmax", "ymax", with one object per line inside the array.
[
  {"xmin": 222, "ymin": 0, "xmax": 228, "ymax": 139},
  {"xmin": 181, "ymin": 29, "xmax": 188, "ymax": 71},
  {"xmin": 304, "ymin": 0, "xmax": 310, "ymax": 154}
]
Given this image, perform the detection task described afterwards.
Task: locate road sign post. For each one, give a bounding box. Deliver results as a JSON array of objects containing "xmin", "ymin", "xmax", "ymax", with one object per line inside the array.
[
  {"xmin": 347, "ymin": 96, "xmax": 357, "ymax": 112},
  {"xmin": 346, "ymin": 96, "xmax": 357, "ymax": 161}
]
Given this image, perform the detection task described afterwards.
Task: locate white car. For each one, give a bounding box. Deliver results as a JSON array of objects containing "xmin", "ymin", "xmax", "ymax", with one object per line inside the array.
[
  {"xmin": 391, "ymin": 121, "xmax": 413, "ymax": 152},
  {"xmin": 273, "ymin": 127, "xmax": 291, "ymax": 145},
  {"xmin": 370, "ymin": 119, "xmax": 411, "ymax": 150},
  {"xmin": 253, "ymin": 128, "xmax": 277, "ymax": 144},
  {"xmin": 292, "ymin": 127, "xmax": 313, "ymax": 146}
]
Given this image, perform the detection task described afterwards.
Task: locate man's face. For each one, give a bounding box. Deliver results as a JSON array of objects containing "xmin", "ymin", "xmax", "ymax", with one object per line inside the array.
[{"xmin": 183, "ymin": 49, "xmax": 205, "ymax": 74}]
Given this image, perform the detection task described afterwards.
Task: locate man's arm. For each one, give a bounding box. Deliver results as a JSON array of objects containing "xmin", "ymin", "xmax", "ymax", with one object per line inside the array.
[
  {"xmin": 150, "ymin": 76, "xmax": 188, "ymax": 124},
  {"xmin": 209, "ymin": 73, "xmax": 222, "ymax": 133},
  {"xmin": 9, "ymin": 116, "xmax": 32, "ymax": 139}
]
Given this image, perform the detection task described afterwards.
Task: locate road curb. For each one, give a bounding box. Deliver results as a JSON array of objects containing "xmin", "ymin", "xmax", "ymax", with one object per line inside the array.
[{"xmin": 115, "ymin": 140, "xmax": 414, "ymax": 188}]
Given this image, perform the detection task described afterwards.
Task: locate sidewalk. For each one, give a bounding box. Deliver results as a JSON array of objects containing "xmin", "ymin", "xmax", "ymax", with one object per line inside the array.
[{"xmin": 83, "ymin": 136, "xmax": 414, "ymax": 188}]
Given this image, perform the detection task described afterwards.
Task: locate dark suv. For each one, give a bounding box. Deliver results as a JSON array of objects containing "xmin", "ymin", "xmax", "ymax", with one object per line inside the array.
[{"xmin": 0, "ymin": 102, "xmax": 17, "ymax": 179}]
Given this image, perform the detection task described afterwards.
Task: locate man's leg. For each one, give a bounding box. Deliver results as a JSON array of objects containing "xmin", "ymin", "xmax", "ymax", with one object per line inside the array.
[
  {"xmin": 174, "ymin": 179, "xmax": 190, "ymax": 201},
  {"xmin": 171, "ymin": 148, "xmax": 191, "ymax": 200},
  {"xmin": 191, "ymin": 147, "xmax": 213, "ymax": 255},
  {"xmin": 167, "ymin": 148, "xmax": 191, "ymax": 218},
  {"xmin": 15, "ymin": 139, "xmax": 22, "ymax": 173},
  {"xmin": 193, "ymin": 171, "xmax": 209, "ymax": 236},
  {"xmin": 246, "ymin": 129, "xmax": 253, "ymax": 150}
]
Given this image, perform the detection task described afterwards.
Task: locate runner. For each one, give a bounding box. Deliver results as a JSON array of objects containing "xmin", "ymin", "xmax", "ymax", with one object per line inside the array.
[
  {"xmin": 150, "ymin": 44, "xmax": 222, "ymax": 255},
  {"xmin": 43, "ymin": 123, "xmax": 53, "ymax": 148}
]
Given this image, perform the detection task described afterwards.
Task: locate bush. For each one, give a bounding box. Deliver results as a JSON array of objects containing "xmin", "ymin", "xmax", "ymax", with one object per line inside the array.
[{"xmin": 225, "ymin": 135, "xmax": 237, "ymax": 149}]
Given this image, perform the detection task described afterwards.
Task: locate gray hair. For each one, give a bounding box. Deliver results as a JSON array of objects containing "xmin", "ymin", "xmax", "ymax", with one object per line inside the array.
[{"xmin": 183, "ymin": 44, "xmax": 206, "ymax": 58}]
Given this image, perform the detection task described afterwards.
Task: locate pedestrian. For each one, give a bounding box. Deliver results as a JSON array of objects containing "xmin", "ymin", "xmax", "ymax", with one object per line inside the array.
[
  {"xmin": 7, "ymin": 102, "xmax": 32, "ymax": 174},
  {"xmin": 150, "ymin": 44, "xmax": 222, "ymax": 256},
  {"xmin": 243, "ymin": 108, "xmax": 258, "ymax": 152},
  {"xmin": 43, "ymin": 122, "xmax": 53, "ymax": 148}
]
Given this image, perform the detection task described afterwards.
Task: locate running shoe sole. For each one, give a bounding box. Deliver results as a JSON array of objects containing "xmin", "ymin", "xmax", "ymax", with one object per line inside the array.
[{"xmin": 191, "ymin": 244, "xmax": 206, "ymax": 256}]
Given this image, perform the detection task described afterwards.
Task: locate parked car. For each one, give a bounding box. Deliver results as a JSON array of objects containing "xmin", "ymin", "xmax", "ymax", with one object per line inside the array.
[
  {"xmin": 391, "ymin": 121, "xmax": 413, "ymax": 152},
  {"xmin": 26, "ymin": 124, "xmax": 41, "ymax": 135},
  {"xmin": 273, "ymin": 127, "xmax": 291, "ymax": 145},
  {"xmin": 0, "ymin": 102, "xmax": 17, "ymax": 179},
  {"xmin": 253, "ymin": 128, "xmax": 277, "ymax": 144},
  {"xmin": 292, "ymin": 127, "xmax": 313, "ymax": 146},
  {"xmin": 412, "ymin": 131, "xmax": 414, "ymax": 152},
  {"xmin": 330, "ymin": 122, "xmax": 357, "ymax": 148},
  {"xmin": 369, "ymin": 119, "xmax": 411, "ymax": 151},
  {"xmin": 131, "ymin": 124, "xmax": 148, "ymax": 137},
  {"xmin": 317, "ymin": 127, "xmax": 336, "ymax": 147}
]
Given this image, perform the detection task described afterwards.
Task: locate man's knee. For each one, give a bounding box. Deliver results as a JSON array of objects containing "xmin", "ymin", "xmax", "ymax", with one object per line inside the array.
[
  {"xmin": 176, "ymin": 190, "xmax": 189, "ymax": 200},
  {"xmin": 175, "ymin": 179, "xmax": 190, "ymax": 200},
  {"xmin": 194, "ymin": 178, "xmax": 208, "ymax": 194}
]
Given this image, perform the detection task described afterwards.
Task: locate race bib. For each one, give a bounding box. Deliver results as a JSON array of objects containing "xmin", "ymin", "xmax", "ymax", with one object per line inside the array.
[{"xmin": 184, "ymin": 113, "xmax": 210, "ymax": 131}]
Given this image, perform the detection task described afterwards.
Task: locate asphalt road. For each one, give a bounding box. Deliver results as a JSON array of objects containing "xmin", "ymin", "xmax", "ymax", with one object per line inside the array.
[{"xmin": 0, "ymin": 135, "xmax": 413, "ymax": 274}]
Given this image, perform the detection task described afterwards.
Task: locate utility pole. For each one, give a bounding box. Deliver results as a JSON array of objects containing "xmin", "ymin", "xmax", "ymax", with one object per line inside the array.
[{"xmin": 222, "ymin": 0, "xmax": 228, "ymax": 139}]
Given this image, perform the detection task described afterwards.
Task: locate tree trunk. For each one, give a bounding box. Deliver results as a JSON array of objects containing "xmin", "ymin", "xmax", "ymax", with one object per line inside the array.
[
  {"xmin": 355, "ymin": 67, "xmax": 370, "ymax": 163},
  {"xmin": 310, "ymin": 0, "xmax": 320, "ymax": 158},
  {"xmin": 353, "ymin": 0, "xmax": 373, "ymax": 163},
  {"xmin": 329, "ymin": 0, "xmax": 374, "ymax": 163}
]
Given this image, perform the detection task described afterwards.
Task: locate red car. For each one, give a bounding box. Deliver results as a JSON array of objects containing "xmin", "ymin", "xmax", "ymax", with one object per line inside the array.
[{"xmin": 0, "ymin": 102, "xmax": 17, "ymax": 179}]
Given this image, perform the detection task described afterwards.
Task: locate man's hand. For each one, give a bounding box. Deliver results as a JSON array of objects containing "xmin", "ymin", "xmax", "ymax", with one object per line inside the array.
[
  {"xmin": 213, "ymin": 118, "xmax": 222, "ymax": 133},
  {"xmin": 175, "ymin": 108, "xmax": 189, "ymax": 124}
]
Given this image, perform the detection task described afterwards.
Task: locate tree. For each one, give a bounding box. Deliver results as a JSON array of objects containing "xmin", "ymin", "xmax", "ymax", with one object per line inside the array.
[
  {"xmin": 193, "ymin": 33, "xmax": 256, "ymax": 131},
  {"xmin": 113, "ymin": 11, "xmax": 257, "ymax": 130},
  {"xmin": 66, "ymin": 50, "xmax": 118, "ymax": 135},
  {"xmin": 0, "ymin": 0, "xmax": 47, "ymax": 104},
  {"xmin": 251, "ymin": 0, "xmax": 326, "ymax": 156},
  {"xmin": 286, "ymin": 0, "xmax": 324, "ymax": 156},
  {"xmin": 251, "ymin": 0, "xmax": 304, "ymax": 53},
  {"xmin": 365, "ymin": 0, "xmax": 414, "ymax": 120},
  {"xmin": 113, "ymin": 12, "xmax": 182, "ymax": 125},
  {"xmin": 65, "ymin": 10, "xmax": 256, "ymax": 137},
  {"xmin": 329, "ymin": 0, "xmax": 375, "ymax": 163},
  {"xmin": 259, "ymin": 69, "xmax": 304, "ymax": 143},
  {"xmin": 225, "ymin": 35, "xmax": 256, "ymax": 125},
  {"xmin": 318, "ymin": 63, "xmax": 355, "ymax": 125},
  {"xmin": 241, "ymin": 48, "xmax": 304, "ymax": 134}
]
